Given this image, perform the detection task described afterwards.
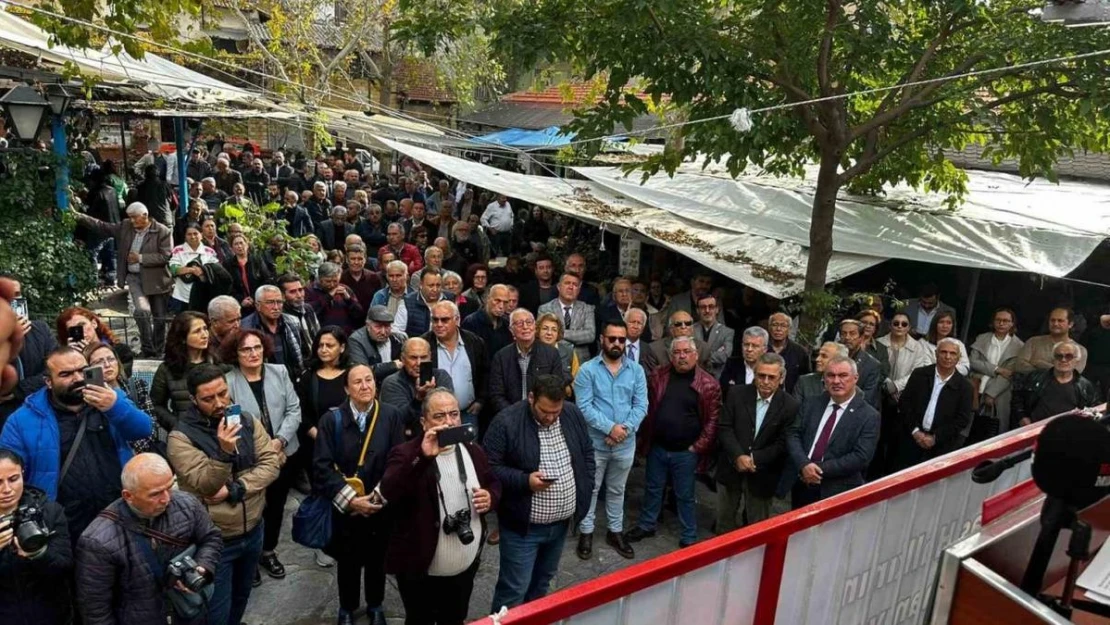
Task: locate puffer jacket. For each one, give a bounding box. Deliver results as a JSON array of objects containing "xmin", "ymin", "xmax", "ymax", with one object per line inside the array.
[
  {"xmin": 167, "ymin": 409, "xmax": 280, "ymax": 538},
  {"xmin": 0, "ymin": 487, "xmax": 72, "ymax": 625},
  {"xmin": 150, "ymin": 360, "xmax": 218, "ymax": 431},
  {"xmin": 0, "ymin": 387, "xmax": 153, "ymax": 500},
  {"xmin": 76, "ymin": 493, "xmax": 222, "ymax": 625}
]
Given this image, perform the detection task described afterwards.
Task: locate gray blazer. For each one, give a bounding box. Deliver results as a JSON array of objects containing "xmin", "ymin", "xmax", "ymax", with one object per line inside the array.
[
  {"xmin": 538, "ymin": 298, "xmax": 596, "ymax": 361},
  {"xmin": 76, "ymin": 214, "xmax": 173, "ymax": 295},
  {"xmin": 225, "ymin": 364, "xmax": 303, "ymax": 456},
  {"xmin": 697, "ymin": 322, "xmax": 735, "ymax": 378}
]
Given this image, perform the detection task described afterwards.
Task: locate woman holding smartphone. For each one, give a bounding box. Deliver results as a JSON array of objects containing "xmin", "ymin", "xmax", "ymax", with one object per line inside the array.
[
  {"xmin": 56, "ymin": 307, "xmax": 135, "ymax": 376},
  {"xmin": 222, "ymin": 329, "xmax": 302, "ymax": 581},
  {"xmin": 83, "ymin": 343, "xmax": 160, "ymax": 454}
]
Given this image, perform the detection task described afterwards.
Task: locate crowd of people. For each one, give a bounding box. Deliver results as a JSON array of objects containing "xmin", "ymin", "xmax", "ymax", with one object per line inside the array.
[{"xmin": 0, "ymin": 144, "xmax": 1107, "ymax": 625}]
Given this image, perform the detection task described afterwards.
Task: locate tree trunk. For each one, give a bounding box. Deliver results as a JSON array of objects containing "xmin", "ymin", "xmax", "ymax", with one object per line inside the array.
[
  {"xmin": 806, "ymin": 150, "xmax": 841, "ymax": 294},
  {"xmin": 377, "ymin": 30, "xmax": 394, "ymax": 177}
]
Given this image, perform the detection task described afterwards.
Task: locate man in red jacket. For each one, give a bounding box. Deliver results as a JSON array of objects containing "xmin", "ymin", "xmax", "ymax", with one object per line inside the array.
[
  {"xmin": 378, "ymin": 222, "xmax": 423, "ymax": 276},
  {"xmin": 625, "ymin": 336, "xmax": 720, "ymax": 548},
  {"xmin": 380, "ymin": 389, "xmax": 500, "ymax": 625}
]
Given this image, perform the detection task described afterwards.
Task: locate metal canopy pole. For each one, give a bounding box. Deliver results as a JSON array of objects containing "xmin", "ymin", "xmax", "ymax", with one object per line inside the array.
[
  {"xmin": 173, "ymin": 117, "xmax": 188, "ymax": 216},
  {"xmin": 51, "ymin": 115, "xmax": 69, "ymax": 211},
  {"xmin": 961, "ymin": 268, "xmax": 981, "ymax": 343}
]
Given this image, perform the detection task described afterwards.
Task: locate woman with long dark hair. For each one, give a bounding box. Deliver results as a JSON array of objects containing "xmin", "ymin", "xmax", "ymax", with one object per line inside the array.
[
  {"xmin": 223, "ymin": 232, "xmax": 274, "ymax": 314},
  {"xmin": 296, "ymin": 326, "xmax": 351, "ymax": 568},
  {"xmin": 923, "ymin": 310, "xmax": 971, "ymax": 374},
  {"xmin": 150, "ymin": 312, "xmax": 217, "ymax": 430}
]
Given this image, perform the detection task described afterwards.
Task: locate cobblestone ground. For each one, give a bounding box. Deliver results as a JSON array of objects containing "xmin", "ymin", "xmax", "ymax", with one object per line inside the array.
[{"xmin": 244, "ymin": 467, "xmax": 721, "ymax": 625}]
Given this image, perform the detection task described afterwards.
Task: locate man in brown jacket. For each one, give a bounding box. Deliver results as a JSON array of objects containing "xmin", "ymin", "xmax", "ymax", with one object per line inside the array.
[
  {"xmin": 167, "ymin": 364, "xmax": 280, "ymax": 625},
  {"xmin": 75, "ymin": 202, "xmax": 173, "ymax": 357}
]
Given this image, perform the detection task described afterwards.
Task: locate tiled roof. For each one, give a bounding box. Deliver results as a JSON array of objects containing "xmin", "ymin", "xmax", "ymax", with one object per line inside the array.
[{"xmin": 392, "ymin": 58, "xmax": 457, "ymax": 104}]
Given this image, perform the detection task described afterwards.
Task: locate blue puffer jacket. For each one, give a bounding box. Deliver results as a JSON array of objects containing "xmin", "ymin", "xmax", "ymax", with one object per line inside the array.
[{"xmin": 0, "ymin": 387, "xmax": 153, "ymax": 500}]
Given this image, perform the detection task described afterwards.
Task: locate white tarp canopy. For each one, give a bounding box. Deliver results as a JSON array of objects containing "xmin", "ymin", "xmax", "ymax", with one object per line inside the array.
[
  {"xmin": 572, "ymin": 163, "xmax": 1109, "ymax": 277},
  {"xmin": 375, "ymin": 136, "xmax": 884, "ymax": 298},
  {"xmin": 0, "ymin": 11, "xmax": 256, "ymax": 106}
]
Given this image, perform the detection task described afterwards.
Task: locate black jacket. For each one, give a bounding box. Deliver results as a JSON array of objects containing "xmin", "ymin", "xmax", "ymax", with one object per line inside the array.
[
  {"xmin": 1015, "ymin": 368, "xmax": 1103, "ymax": 423},
  {"xmin": 897, "ymin": 366, "xmax": 973, "ymax": 457},
  {"xmin": 76, "ymin": 493, "xmax": 222, "ymax": 625},
  {"xmin": 315, "ymin": 219, "xmax": 354, "ymax": 251},
  {"xmin": 774, "ymin": 339, "xmax": 812, "ymax": 394},
  {"xmin": 0, "ymin": 488, "xmax": 72, "ymax": 625},
  {"xmin": 717, "ymin": 385, "xmax": 800, "ymax": 497},
  {"xmin": 488, "ymin": 342, "xmax": 568, "ymax": 413},
  {"xmin": 222, "ymin": 253, "xmax": 275, "ymax": 304},
  {"xmin": 421, "ymin": 328, "xmax": 489, "ymax": 410},
  {"xmin": 461, "ymin": 309, "xmax": 513, "ymax": 358},
  {"xmin": 483, "ymin": 401, "xmax": 595, "ymax": 534},
  {"xmin": 130, "ymin": 177, "xmax": 175, "ymax": 228}
]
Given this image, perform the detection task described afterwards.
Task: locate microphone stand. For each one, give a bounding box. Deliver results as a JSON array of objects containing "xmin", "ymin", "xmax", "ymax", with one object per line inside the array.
[{"xmin": 1022, "ymin": 499, "xmax": 1110, "ymax": 619}]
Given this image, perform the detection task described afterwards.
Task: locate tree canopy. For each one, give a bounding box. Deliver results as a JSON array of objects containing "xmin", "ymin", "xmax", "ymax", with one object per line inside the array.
[{"xmin": 484, "ymin": 0, "xmax": 1110, "ymax": 301}]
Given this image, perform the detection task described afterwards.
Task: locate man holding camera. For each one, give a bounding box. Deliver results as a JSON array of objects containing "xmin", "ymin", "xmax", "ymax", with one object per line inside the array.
[
  {"xmin": 0, "ymin": 348, "xmax": 153, "ymax": 542},
  {"xmin": 380, "ymin": 389, "xmax": 500, "ymax": 625},
  {"xmin": 166, "ymin": 365, "xmax": 279, "ymax": 625},
  {"xmin": 76, "ymin": 453, "xmax": 223, "ymax": 625}
]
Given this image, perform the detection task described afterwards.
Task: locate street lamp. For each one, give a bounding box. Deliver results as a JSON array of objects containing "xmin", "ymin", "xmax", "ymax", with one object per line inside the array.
[
  {"xmin": 45, "ymin": 83, "xmax": 73, "ymax": 117},
  {"xmin": 0, "ymin": 84, "xmax": 50, "ymax": 145}
]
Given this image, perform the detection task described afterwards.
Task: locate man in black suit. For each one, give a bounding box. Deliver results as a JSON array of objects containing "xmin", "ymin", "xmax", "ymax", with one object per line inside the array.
[
  {"xmin": 839, "ymin": 319, "xmax": 882, "ymax": 411},
  {"xmin": 517, "ymin": 252, "xmax": 558, "ymax": 315},
  {"xmin": 421, "ymin": 300, "xmax": 489, "ymax": 429},
  {"xmin": 488, "ymin": 309, "xmax": 567, "ymax": 414},
  {"xmin": 768, "ymin": 312, "xmax": 811, "ymax": 393},
  {"xmin": 892, "ymin": 339, "xmax": 973, "ymax": 471},
  {"xmin": 780, "ymin": 355, "xmax": 880, "ymax": 509},
  {"xmin": 716, "ymin": 353, "xmax": 800, "ymax": 530}
]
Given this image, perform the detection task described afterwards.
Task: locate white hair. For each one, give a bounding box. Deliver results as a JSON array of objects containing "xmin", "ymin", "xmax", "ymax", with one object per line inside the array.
[
  {"xmin": 313, "ymin": 181, "xmax": 326, "ymax": 190},
  {"xmin": 125, "ymin": 202, "xmax": 149, "ymax": 217},
  {"xmin": 385, "ymin": 260, "xmax": 408, "ymax": 277},
  {"xmin": 254, "ymin": 284, "xmax": 281, "ymax": 302},
  {"xmin": 207, "ymin": 295, "xmax": 240, "ymax": 320},
  {"xmin": 1052, "ymin": 340, "xmax": 1079, "ymax": 355},
  {"xmin": 330, "ymin": 205, "xmax": 348, "ymax": 218},
  {"xmin": 431, "ymin": 300, "xmax": 460, "ymax": 319},
  {"xmin": 200, "ymin": 176, "xmax": 216, "ymax": 185},
  {"xmin": 670, "ymin": 336, "xmax": 698, "ymax": 354},
  {"xmin": 509, "ymin": 308, "xmax": 534, "ymax": 325},
  {"xmin": 624, "ymin": 307, "xmax": 647, "ymax": 324},
  {"xmin": 820, "ymin": 341, "xmax": 850, "ymax": 359},
  {"xmin": 216, "ymin": 156, "xmax": 229, "ymax": 166},
  {"xmin": 743, "ymin": 326, "xmax": 770, "ymax": 345},
  {"xmin": 937, "ymin": 337, "xmax": 963, "ymax": 351},
  {"xmin": 825, "ymin": 355, "xmax": 859, "ymax": 376},
  {"xmin": 121, "ymin": 453, "xmax": 173, "ymax": 492}
]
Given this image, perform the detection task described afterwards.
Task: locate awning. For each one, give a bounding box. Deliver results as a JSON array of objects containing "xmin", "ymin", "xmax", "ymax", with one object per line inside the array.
[
  {"xmin": 471, "ymin": 126, "xmax": 576, "ymax": 149},
  {"xmin": 374, "ymin": 136, "xmax": 884, "ymax": 298}
]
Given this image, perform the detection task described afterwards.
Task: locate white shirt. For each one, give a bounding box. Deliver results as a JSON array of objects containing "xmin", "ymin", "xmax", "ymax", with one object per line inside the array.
[
  {"xmin": 981, "ymin": 334, "xmax": 1013, "ymax": 393},
  {"xmin": 915, "ymin": 307, "xmax": 938, "ymax": 336},
  {"xmin": 808, "ymin": 393, "xmax": 856, "ymax": 458},
  {"xmin": 376, "ymin": 336, "xmax": 393, "ymax": 363},
  {"xmin": 919, "ymin": 369, "xmax": 954, "ymax": 432},
  {"xmin": 745, "ymin": 363, "xmax": 755, "ymax": 385},
  {"xmin": 428, "ymin": 445, "xmax": 481, "ymax": 576},
  {"xmin": 480, "ymin": 201, "xmax": 514, "ymax": 232}
]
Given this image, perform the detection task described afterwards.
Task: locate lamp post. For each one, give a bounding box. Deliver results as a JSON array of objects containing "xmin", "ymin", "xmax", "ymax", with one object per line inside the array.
[
  {"xmin": 46, "ymin": 84, "xmax": 73, "ymax": 211},
  {"xmin": 0, "ymin": 84, "xmax": 49, "ymax": 146}
]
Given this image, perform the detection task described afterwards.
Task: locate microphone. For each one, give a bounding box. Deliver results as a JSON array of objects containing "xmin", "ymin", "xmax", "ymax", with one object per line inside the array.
[
  {"xmin": 1032, "ymin": 414, "xmax": 1110, "ymax": 510},
  {"xmin": 973, "ymin": 449, "xmax": 1034, "ymax": 484}
]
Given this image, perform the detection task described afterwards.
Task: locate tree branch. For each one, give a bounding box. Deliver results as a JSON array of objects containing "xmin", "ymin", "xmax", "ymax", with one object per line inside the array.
[
  {"xmin": 816, "ymin": 0, "xmax": 842, "ymax": 97},
  {"xmin": 234, "ymin": 8, "xmax": 294, "ymax": 91}
]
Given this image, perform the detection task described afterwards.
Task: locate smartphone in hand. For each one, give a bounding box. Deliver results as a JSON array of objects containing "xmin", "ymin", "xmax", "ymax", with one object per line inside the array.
[
  {"xmin": 68, "ymin": 325, "xmax": 85, "ymax": 343},
  {"xmin": 9, "ymin": 298, "xmax": 28, "ymax": 319},
  {"xmin": 224, "ymin": 404, "xmax": 242, "ymax": 428},
  {"xmin": 83, "ymin": 365, "xmax": 105, "ymax": 387},
  {"xmin": 436, "ymin": 423, "xmax": 477, "ymax": 447},
  {"xmin": 419, "ymin": 361, "xmax": 434, "ymax": 386}
]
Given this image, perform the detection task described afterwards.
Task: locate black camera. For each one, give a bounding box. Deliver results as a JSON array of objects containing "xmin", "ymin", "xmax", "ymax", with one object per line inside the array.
[
  {"xmin": 0, "ymin": 503, "xmax": 53, "ymax": 553},
  {"xmin": 167, "ymin": 548, "xmax": 208, "ymax": 593},
  {"xmin": 442, "ymin": 508, "xmax": 475, "ymax": 545}
]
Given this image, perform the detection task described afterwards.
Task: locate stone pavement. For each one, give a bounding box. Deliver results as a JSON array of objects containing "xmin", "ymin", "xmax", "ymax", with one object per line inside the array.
[{"xmin": 244, "ymin": 466, "xmax": 722, "ymax": 625}]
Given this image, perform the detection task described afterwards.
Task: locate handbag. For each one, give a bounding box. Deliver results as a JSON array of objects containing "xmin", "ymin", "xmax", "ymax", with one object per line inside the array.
[
  {"xmin": 967, "ymin": 401, "xmax": 1001, "ymax": 445},
  {"xmin": 292, "ymin": 404, "xmax": 378, "ymax": 549}
]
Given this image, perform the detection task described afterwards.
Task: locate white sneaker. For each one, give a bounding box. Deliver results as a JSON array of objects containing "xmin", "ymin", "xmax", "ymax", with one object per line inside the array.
[{"xmin": 315, "ymin": 551, "xmax": 336, "ymax": 568}]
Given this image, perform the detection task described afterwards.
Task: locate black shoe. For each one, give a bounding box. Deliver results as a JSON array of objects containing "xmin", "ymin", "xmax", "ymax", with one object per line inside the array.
[
  {"xmin": 252, "ymin": 569, "xmax": 262, "ymax": 587},
  {"xmin": 679, "ymin": 539, "xmax": 697, "ymax": 548},
  {"xmin": 576, "ymin": 532, "xmax": 593, "ymax": 560},
  {"xmin": 368, "ymin": 607, "xmax": 387, "ymax": 625},
  {"xmin": 259, "ymin": 552, "xmax": 286, "ymax": 579},
  {"xmin": 607, "ymin": 531, "xmax": 635, "ymax": 559},
  {"xmin": 625, "ymin": 527, "xmax": 656, "ymax": 543},
  {"xmin": 337, "ymin": 609, "xmax": 354, "ymax": 625}
]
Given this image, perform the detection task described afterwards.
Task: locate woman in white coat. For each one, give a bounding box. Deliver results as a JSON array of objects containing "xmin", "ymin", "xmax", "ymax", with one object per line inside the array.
[
  {"xmin": 222, "ymin": 328, "xmax": 303, "ymax": 581},
  {"xmin": 969, "ymin": 308, "xmax": 1024, "ymax": 432},
  {"xmin": 877, "ymin": 311, "xmax": 932, "ymax": 401}
]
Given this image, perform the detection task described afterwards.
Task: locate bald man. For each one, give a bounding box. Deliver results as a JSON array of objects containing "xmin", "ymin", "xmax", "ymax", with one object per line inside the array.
[
  {"xmin": 379, "ymin": 338, "xmax": 455, "ymax": 435},
  {"xmin": 76, "ymin": 453, "xmax": 223, "ymax": 624}
]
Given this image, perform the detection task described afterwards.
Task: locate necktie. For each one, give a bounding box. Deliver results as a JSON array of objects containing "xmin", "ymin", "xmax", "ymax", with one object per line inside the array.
[
  {"xmin": 810, "ymin": 404, "xmax": 841, "ymax": 462},
  {"xmin": 628, "ymin": 344, "xmax": 637, "ymax": 363},
  {"xmin": 563, "ymin": 306, "xmax": 572, "ymax": 329}
]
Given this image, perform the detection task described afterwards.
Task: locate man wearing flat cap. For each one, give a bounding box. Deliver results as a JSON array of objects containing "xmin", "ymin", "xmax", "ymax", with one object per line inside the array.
[{"xmin": 348, "ymin": 305, "xmax": 406, "ymax": 383}]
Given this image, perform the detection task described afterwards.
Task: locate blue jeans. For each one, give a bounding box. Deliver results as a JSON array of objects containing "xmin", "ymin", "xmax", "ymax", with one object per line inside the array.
[
  {"xmin": 208, "ymin": 522, "xmax": 264, "ymax": 625},
  {"xmin": 579, "ymin": 445, "xmax": 635, "ymax": 534},
  {"xmin": 637, "ymin": 445, "xmax": 698, "ymax": 545},
  {"xmin": 491, "ymin": 521, "xmax": 568, "ymax": 611}
]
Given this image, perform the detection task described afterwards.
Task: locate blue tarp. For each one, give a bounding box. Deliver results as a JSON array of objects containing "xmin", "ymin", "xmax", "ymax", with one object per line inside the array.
[{"xmin": 470, "ymin": 126, "xmax": 577, "ymax": 149}]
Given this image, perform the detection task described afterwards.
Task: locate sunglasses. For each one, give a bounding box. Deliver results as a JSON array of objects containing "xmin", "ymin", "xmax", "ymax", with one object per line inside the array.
[
  {"xmin": 1054, "ymin": 352, "xmax": 1076, "ymax": 361},
  {"xmin": 672, "ymin": 321, "xmax": 693, "ymax": 327},
  {"xmin": 431, "ymin": 316, "xmax": 454, "ymax": 323},
  {"xmin": 891, "ymin": 321, "xmax": 909, "ymax": 328},
  {"xmin": 604, "ymin": 336, "xmax": 628, "ymax": 344}
]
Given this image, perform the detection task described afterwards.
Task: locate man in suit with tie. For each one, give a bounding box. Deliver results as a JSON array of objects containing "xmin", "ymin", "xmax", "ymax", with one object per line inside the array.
[
  {"xmin": 716, "ymin": 353, "xmax": 800, "ymax": 530},
  {"xmin": 538, "ymin": 273, "xmax": 596, "ymax": 363},
  {"xmin": 780, "ymin": 356, "xmax": 880, "ymax": 509},
  {"xmin": 624, "ymin": 308, "xmax": 651, "ymax": 370},
  {"xmin": 644, "ymin": 311, "xmax": 710, "ymax": 373},
  {"xmin": 695, "ymin": 294, "xmax": 734, "ymax": 379},
  {"xmin": 892, "ymin": 339, "xmax": 974, "ymax": 471}
]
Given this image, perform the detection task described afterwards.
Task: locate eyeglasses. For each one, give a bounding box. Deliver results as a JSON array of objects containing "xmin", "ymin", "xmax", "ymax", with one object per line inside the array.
[
  {"xmin": 90, "ymin": 356, "xmax": 117, "ymax": 368},
  {"xmin": 431, "ymin": 316, "xmax": 454, "ymax": 323},
  {"xmin": 1054, "ymin": 352, "xmax": 1076, "ymax": 361},
  {"xmin": 260, "ymin": 300, "xmax": 283, "ymax": 307},
  {"xmin": 512, "ymin": 319, "xmax": 535, "ymax": 328},
  {"xmin": 604, "ymin": 336, "xmax": 628, "ymax": 344},
  {"xmin": 672, "ymin": 321, "xmax": 693, "ymax": 327},
  {"xmin": 238, "ymin": 344, "xmax": 265, "ymax": 354},
  {"xmin": 891, "ymin": 321, "xmax": 909, "ymax": 328},
  {"xmin": 769, "ymin": 322, "xmax": 790, "ymax": 329}
]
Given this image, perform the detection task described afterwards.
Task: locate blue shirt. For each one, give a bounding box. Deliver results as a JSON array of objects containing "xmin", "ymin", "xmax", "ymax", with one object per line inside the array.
[
  {"xmin": 573, "ymin": 356, "xmax": 649, "ymax": 452},
  {"xmin": 755, "ymin": 394, "xmax": 772, "ymax": 436}
]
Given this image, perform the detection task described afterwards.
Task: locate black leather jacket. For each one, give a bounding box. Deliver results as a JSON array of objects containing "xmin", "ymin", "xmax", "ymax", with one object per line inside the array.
[{"xmin": 1015, "ymin": 368, "xmax": 1102, "ymax": 423}]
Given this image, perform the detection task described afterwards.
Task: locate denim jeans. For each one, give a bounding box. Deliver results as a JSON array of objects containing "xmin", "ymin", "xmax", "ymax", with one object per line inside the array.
[
  {"xmin": 207, "ymin": 521, "xmax": 264, "ymax": 625},
  {"xmin": 579, "ymin": 445, "xmax": 635, "ymax": 535},
  {"xmin": 491, "ymin": 521, "xmax": 568, "ymax": 612},
  {"xmin": 637, "ymin": 445, "xmax": 698, "ymax": 545}
]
